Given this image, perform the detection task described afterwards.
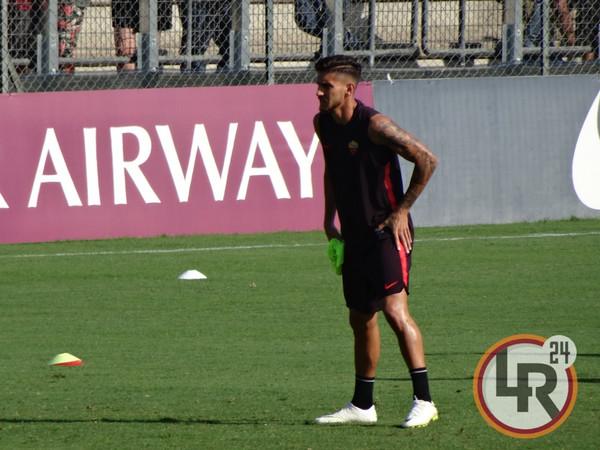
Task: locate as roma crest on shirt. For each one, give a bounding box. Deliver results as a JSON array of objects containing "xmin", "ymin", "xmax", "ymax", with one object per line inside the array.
[{"xmin": 348, "ymin": 140, "xmax": 359, "ymax": 155}]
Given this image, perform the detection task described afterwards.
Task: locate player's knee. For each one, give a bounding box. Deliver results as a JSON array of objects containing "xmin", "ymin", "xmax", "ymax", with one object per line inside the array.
[
  {"xmin": 384, "ymin": 308, "xmax": 414, "ymax": 334},
  {"xmin": 349, "ymin": 309, "xmax": 377, "ymax": 332}
]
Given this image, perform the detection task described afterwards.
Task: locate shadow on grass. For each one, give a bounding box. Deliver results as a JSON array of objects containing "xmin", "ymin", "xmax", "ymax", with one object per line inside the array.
[
  {"xmin": 380, "ymin": 376, "xmax": 600, "ymax": 383},
  {"xmin": 0, "ymin": 417, "xmax": 415, "ymax": 428},
  {"xmin": 0, "ymin": 417, "xmax": 289, "ymax": 425},
  {"xmin": 379, "ymin": 377, "xmax": 474, "ymax": 382},
  {"xmin": 0, "ymin": 417, "xmax": 343, "ymax": 426}
]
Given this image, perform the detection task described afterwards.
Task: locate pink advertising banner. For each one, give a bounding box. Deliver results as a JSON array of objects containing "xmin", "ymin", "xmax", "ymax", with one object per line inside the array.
[{"xmin": 0, "ymin": 83, "xmax": 373, "ymax": 244}]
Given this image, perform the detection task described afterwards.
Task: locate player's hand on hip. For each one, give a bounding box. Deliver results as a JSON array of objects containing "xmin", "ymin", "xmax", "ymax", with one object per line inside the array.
[{"xmin": 376, "ymin": 209, "xmax": 412, "ymax": 253}]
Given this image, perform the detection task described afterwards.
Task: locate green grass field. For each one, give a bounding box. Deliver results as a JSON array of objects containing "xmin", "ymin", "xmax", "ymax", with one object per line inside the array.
[{"xmin": 1, "ymin": 219, "xmax": 598, "ymax": 449}]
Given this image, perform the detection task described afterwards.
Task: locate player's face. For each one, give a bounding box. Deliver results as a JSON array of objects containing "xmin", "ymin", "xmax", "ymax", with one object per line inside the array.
[{"xmin": 316, "ymin": 71, "xmax": 354, "ymax": 113}]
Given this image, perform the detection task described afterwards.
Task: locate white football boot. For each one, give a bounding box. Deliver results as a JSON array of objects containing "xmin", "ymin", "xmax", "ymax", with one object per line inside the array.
[
  {"xmin": 315, "ymin": 402, "xmax": 377, "ymax": 424},
  {"xmin": 401, "ymin": 397, "xmax": 438, "ymax": 428}
]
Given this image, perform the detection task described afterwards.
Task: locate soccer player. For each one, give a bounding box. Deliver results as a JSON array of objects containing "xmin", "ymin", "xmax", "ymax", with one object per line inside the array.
[{"xmin": 313, "ymin": 55, "xmax": 439, "ymax": 428}]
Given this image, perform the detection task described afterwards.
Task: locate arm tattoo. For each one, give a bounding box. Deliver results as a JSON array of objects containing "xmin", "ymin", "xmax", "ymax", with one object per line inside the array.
[
  {"xmin": 377, "ymin": 121, "xmax": 420, "ymax": 150},
  {"xmin": 373, "ymin": 117, "xmax": 439, "ymax": 210},
  {"xmin": 375, "ymin": 120, "xmax": 435, "ymax": 163}
]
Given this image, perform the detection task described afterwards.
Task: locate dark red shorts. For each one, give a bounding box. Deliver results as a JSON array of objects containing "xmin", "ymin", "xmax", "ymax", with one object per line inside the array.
[{"xmin": 341, "ymin": 228, "xmax": 412, "ymax": 314}]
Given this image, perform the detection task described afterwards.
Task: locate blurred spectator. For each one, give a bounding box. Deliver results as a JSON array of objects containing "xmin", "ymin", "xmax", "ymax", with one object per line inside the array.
[
  {"xmin": 176, "ymin": 0, "xmax": 232, "ymax": 73},
  {"xmin": 7, "ymin": 1, "xmax": 35, "ymax": 72},
  {"xmin": 111, "ymin": 0, "xmax": 173, "ymax": 71},
  {"xmin": 10, "ymin": 1, "xmax": 89, "ymax": 74},
  {"xmin": 57, "ymin": 1, "xmax": 90, "ymax": 73},
  {"xmin": 293, "ymin": 0, "xmax": 371, "ymax": 58},
  {"xmin": 575, "ymin": 0, "xmax": 600, "ymax": 61},
  {"xmin": 523, "ymin": 0, "xmax": 576, "ymax": 48}
]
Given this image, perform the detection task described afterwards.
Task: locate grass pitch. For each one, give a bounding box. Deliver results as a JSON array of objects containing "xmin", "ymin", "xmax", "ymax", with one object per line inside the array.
[{"xmin": 0, "ymin": 219, "xmax": 598, "ymax": 449}]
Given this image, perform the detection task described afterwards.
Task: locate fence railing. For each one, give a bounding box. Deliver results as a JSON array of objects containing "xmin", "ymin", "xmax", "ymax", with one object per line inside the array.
[{"xmin": 1, "ymin": 0, "xmax": 599, "ymax": 93}]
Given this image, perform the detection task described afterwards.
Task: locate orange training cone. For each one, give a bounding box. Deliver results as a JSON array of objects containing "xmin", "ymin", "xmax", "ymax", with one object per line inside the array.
[{"xmin": 47, "ymin": 353, "xmax": 83, "ymax": 366}]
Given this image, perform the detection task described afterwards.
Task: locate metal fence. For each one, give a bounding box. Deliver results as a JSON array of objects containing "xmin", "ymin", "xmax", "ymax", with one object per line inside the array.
[{"xmin": 1, "ymin": 0, "xmax": 599, "ymax": 93}]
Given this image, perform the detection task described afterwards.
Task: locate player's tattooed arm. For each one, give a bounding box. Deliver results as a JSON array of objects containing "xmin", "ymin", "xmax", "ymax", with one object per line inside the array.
[
  {"xmin": 369, "ymin": 114, "xmax": 439, "ymax": 252},
  {"xmin": 369, "ymin": 114, "xmax": 438, "ymax": 209}
]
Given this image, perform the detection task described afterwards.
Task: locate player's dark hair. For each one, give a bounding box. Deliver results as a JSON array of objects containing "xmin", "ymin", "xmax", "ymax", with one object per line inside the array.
[{"xmin": 315, "ymin": 55, "xmax": 362, "ymax": 82}]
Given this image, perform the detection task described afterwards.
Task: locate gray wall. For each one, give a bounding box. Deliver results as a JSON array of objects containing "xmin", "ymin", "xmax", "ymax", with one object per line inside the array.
[{"xmin": 373, "ymin": 76, "xmax": 600, "ymax": 227}]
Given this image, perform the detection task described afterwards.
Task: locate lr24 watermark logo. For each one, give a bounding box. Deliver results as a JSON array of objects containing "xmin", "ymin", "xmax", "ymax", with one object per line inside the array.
[{"xmin": 473, "ymin": 334, "xmax": 577, "ymax": 438}]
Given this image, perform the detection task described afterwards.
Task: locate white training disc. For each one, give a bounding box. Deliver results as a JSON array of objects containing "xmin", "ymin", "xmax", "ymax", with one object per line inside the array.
[{"xmin": 178, "ymin": 270, "xmax": 207, "ymax": 280}]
